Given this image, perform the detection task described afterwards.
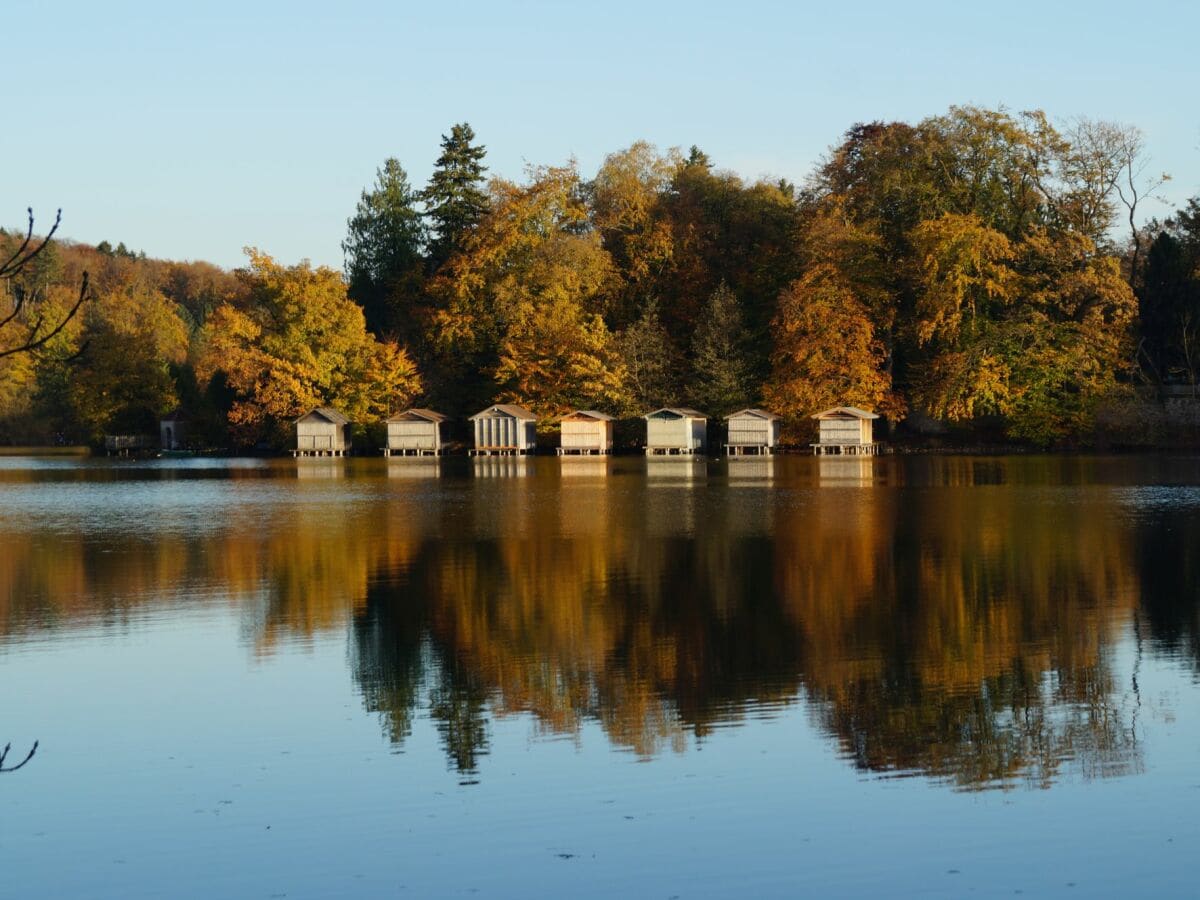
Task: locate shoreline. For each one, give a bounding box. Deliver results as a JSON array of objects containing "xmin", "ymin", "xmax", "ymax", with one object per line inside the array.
[
  {"xmin": 0, "ymin": 446, "xmax": 91, "ymax": 457},
  {"xmin": 2, "ymin": 444, "xmax": 1195, "ymax": 459}
]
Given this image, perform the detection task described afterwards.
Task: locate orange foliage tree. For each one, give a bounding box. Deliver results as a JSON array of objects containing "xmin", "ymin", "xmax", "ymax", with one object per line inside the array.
[{"xmin": 765, "ymin": 265, "xmax": 900, "ymax": 423}]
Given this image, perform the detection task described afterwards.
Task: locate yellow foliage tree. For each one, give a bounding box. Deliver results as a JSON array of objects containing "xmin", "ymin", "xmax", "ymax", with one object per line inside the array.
[
  {"xmin": 907, "ymin": 218, "xmax": 1135, "ymax": 441},
  {"xmin": 430, "ymin": 165, "xmax": 601, "ymax": 356},
  {"xmin": 908, "ymin": 213, "xmax": 1018, "ymax": 421},
  {"xmin": 0, "ymin": 341, "xmax": 40, "ymax": 422},
  {"xmin": 1002, "ymin": 230, "xmax": 1136, "ymax": 443},
  {"xmin": 495, "ymin": 294, "xmax": 628, "ymax": 419},
  {"xmin": 67, "ymin": 276, "xmax": 189, "ymax": 439},
  {"xmin": 907, "ymin": 224, "xmax": 1136, "ymax": 440},
  {"xmin": 910, "ymin": 213, "xmax": 1016, "ymax": 347},
  {"xmin": 198, "ymin": 250, "xmax": 420, "ymax": 441},
  {"xmin": 591, "ymin": 142, "xmax": 678, "ymax": 325},
  {"xmin": 429, "ymin": 164, "xmax": 622, "ymax": 413}
]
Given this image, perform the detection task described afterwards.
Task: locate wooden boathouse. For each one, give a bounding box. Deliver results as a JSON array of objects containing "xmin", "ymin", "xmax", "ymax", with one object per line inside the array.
[
  {"xmin": 810, "ymin": 406, "xmax": 881, "ymax": 455},
  {"xmin": 159, "ymin": 409, "xmax": 188, "ymax": 451},
  {"xmin": 385, "ymin": 408, "xmax": 450, "ymax": 456},
  {"xmin": 469, "ymin": 404, "xmax": 537, "ymax": 455},
  {"xmin": 558, "ymin": 410, "xmax": 614, "ymax": 455},
  {"xmin": 724, "ymin": 408, "xmax": 780, "ymax": 456},
  {"xmin": 294, "ymin": 407, "xmax": 352, "ymax": 457},
  {"xmin": 644, "ymin": 408, "xmax": 707, "ymax": 455}
]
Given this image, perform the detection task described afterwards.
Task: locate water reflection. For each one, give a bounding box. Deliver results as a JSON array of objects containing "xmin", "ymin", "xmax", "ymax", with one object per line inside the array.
[
  {"xmin": 0, "ymin": 457, "xmax": 1194, "ymax": 789},
  {"xmin": 557, "ymin": 456, "xmax": 612, "ymax": 479},
  {"xmin": 471, "ymin": 457, "xmax": 529, "ymax": 478},
  {"xmin": 386, "ymin": 457, "xmax": 442, "ymax": 479},
  {"xmin": 1135, "ymin": 504, "xmax": 1200, "ymax": 670},
  {"xmin": 645, "ymin": 457, "xmax": 704, "ymax": 483},
  {"xmin": 726, "ymin": 456, "xmax": 775, "ymax": 484},
  {"xmin": 295, "ymin": 460, "xmax": 346, "ymax": 479},
  {"xmin": 817, "ymin": 456, "xmax": 875, "ymax": 485}
]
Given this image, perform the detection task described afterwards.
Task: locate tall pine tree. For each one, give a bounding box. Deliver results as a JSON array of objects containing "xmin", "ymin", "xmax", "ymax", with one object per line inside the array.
[
  {"xmin": 422, "ymin": 123, "xmax": 489, "ymax": 271},
  {"xmin": 342, "ymin": 159, "xmax": 427, "ymax": 341}
]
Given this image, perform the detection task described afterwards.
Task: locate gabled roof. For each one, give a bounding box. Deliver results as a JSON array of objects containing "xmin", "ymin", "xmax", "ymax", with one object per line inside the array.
[
  {"xmin": 561, "ymin": 410, "xmax": 615, "ymax": 422},
  {"xmin": 160, "ymin": 408, "xmax": 188, "ymax": 422},
  {"xmin": 811, "ymin": 406, "xmax": 879, "ymax": 420},
  {"xmin": 725, "ymin": 408, "xmax": 779, "ymax": 421},
  {"xmin": 469, "ymin": 403, "xmax": 536, "ymax": 421},
  {"xmin": 388, "ymin": 408, "xmax": 450, "ymax": 423},
  {"xmin": 643, "ymin": 407, "xmax": 706, "ymax": 420},
  {"xmin": 296, "ymin": 406, "xmax": 351, "ymax": 425}
]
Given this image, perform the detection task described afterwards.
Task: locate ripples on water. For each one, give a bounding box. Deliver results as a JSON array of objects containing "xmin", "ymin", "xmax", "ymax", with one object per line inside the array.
[{"xmin": 2, "ymin": 454, "xmax": 1198, "ymax": 897}]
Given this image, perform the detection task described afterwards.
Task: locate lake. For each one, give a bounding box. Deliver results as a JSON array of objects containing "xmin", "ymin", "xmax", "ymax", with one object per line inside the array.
[{"xmin": 1, "ymin": 454, "xmax": 1198, "ymax": 898}]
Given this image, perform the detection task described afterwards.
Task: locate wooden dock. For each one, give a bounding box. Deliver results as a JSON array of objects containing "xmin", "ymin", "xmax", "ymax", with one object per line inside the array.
[
  {"xmin": 468, "ymin": 446, "xmax": 531, "ymax": 456},
  {"xmin": 292, "ymin": 448, "xmax": 349, "ymax": 458},
  {"xmin": 810, "ymin": 442, "xmax": 882, "ymax": 456},
  {"xmin": 724, "ymin": 444, "xmax": 773, "ymax": 456},
  {"xmin": 104, "ymin": 435, "xmax": 156, "ymax": 457},
  {"xmin": 383, "ymin": 447, "xmax": 441, "ymax": 457}
]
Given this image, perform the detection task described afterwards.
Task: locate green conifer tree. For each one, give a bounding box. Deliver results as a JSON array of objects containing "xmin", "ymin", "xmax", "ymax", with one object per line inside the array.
[
  {"xmin": 342, "ymin": 159, "xmax": 427, "ymax": 340},
  {"xmin": 422, "ymin": 123, "xmax": 489, "ymax": 271},
  {"xmin": 616, "ymin": 299, "xmax": 679, "ymax": 412},
  {"xmin": 691, "ymin": 282, "xmax": 752, "ymax": 416}
]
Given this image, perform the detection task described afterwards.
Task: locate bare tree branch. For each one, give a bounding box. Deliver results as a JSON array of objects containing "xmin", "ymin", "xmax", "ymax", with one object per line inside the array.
[
  {"xmin": 0, "ymin": 208, "xmax": 61, "ymax": 278},
  {"xmin": 0, "ymin": 271, "xmax": 90, "ymax": 359},
  {"xmin": 1, "ymin": 208, "xmax": 92, "ymax": 358},
  {"xmin": 0, "ymin": 740, "xmax": 38, "ymax": 772},
  {"xmin": 1066, "ymin": 120, "xmax": 1170, "ymax": 282},
  {"xmin": 1108, "ymin": 131, "xmax": 1171, "ymax": 286}
]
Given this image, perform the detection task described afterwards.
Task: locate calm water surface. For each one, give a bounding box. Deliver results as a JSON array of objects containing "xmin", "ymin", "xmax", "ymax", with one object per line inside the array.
[{"xmin": 2, "ymin": 454, "xmax": 1199, "ymax": 898}]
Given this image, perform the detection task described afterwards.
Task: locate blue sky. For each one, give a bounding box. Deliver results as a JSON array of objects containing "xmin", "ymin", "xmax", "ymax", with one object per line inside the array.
[{"xmin": 7, "ymin": 0, "xmax": 1198, "ymax": 269}]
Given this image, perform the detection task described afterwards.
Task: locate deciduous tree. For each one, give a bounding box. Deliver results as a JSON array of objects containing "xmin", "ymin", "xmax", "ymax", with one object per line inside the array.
[
  {"xmin": 494, "ymin": 293, "xmax": 627, "ymax": 419},
  {"xmin": 199, "ymin": 250, "xmax": 420, "ymax": 444},
  {"xmin": 590, "ymin": 142, "xmax": 677, "ymax": 327},
  {"xmin": 67, "ymin": 276, "xmax": 188, "ymax": 440},
  {"xmin": 428, "ymin": 164, "xmax": 617, "ymax": 412},
  {"xmin": 765, "ymin": 265, "xmax": 898, "ymax": 421}
]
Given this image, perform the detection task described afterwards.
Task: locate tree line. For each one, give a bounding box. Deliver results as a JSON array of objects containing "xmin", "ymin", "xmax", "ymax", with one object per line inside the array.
[{"xmin": 2, "ymin": 107, "xmax": 1197, "ymax": 449}]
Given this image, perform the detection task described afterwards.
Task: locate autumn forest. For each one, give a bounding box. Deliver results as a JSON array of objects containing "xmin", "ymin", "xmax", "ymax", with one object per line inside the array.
[{"xmin": 3, "ymin": 105, "xmax": 1199, "ymax": 449}]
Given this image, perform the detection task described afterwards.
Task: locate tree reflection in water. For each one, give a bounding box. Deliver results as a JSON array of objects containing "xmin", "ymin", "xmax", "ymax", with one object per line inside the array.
[
  {"xmin": 1, "ymin": 457, "xmax": 1193, "ymax": 787},
  {"xmin": 343, "ymin": 458, "xmax": 1153, "ymax": 787}
]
